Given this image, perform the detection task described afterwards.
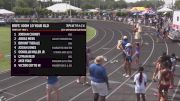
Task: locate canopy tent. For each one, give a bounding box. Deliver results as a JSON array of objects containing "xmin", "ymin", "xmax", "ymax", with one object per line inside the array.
[
  {"xmin": 46, "ymin": 3, "xmax": 82, "ymax": 13},
  {"xmin": 141, "ymin": 8, "xmax": 156, "ymax": 15},
  {"xmin": 130, "ymin": 7, "xmax": 146, "ymax": 12},
  {"xmin": 157, "ymin": 7, "xmax": 173, "ymax": 12},
  {"xmin": 0, "ymin": 9, "xmax": 15, "ymax": 15},
  {"xmin": 87, "ymin": 9, "xmax": 99, "ymax": 13}
]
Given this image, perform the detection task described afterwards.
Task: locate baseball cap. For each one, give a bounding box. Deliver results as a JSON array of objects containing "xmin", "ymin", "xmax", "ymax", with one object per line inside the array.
[{"xmin": 123, "ymin": 36, "xmax": 127, "ymax": 39}]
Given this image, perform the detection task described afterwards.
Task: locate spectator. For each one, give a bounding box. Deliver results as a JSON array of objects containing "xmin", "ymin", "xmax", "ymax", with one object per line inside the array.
[
  {"xmin": 76, "ymin": 47, "xmax": 93, "ymax": 85},
  {"xmin": 134, "ymin": 66, "xmax": 147, "ymax": 101},
  {"xmin": 46, "ymin": 76, "xmax": 60, "ymax": 101},
  {"xmin": 89, "ymin": 56, "xmax": 109, "ymax": 101}
]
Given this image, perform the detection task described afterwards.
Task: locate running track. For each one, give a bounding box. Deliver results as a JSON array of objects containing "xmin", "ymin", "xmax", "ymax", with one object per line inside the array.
[{"xmin": 0, "ymin": 20, "xmax": 180, "ymax": 101}]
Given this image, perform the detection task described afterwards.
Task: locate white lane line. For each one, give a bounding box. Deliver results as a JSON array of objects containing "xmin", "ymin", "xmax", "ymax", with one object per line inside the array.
[
  {"xmin": 0, "ymin": 69, "xmax": 10, "ymax": 75},
  {"xmin": 88, "ymin": 27, "xmax": 107, "ymax": 48},
  {"xmin": 164, "ymin": 40, "xmax": 169, "ymax": 55},
  {"xmin": 6, "ymin": 76, "xmax": 60, "ymax": 101},
  {"xmin": 106, "ymin": 34, "xmax": 154, "ymax": 99},
  {"xmin": 171, "ymin": 80, "xmax": 180, "ymax": 101},
  {"xmin": 0, "ymin": 76, "xmax": 15, "ymax": 82},
  {"xmin": 36, "ymin": 79, "xmax": 79, "ymax": 101},
  {"xmin": 3, "ymin": 91, "xmax": 16, "ymax": 96},
  {"xmin": 6, "ymin": 82, "xmax": 46, "ymax": 101},
  {"xmin": 0, "ymin": 77, "xmax": 37, "ymax": 93},
  {"xmin": 91, "ymin": 28, "xmax": 115, "ymax": 54}
]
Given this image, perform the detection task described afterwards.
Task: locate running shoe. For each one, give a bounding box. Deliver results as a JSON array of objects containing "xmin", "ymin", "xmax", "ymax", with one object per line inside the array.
[
  {"xmin": 83, "ymin": 82, "xmax": 89, "ymax": 86},
  {"xmin": 169, "ymin": 85, "xmax": 174, "ymax": 89},
  {"xmin": 153, "ymin": 92, "xmax": 158, "ymax": 96},
  {"xmin": 123, "ymin": 73, "xmax": 126, "ymax": 77},
  {"xmin": 76, "ymin": 79, "xmax": 80, "ymax": 83},
  {"xmin": 125, "ymin": 75, "xmax": 129, "ymax": 78}
]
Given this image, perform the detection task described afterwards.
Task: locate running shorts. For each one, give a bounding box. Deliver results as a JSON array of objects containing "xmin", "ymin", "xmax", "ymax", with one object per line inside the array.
[{"xmin": 91, "ymin": 81, "xmax": 108, "ymax": 96}]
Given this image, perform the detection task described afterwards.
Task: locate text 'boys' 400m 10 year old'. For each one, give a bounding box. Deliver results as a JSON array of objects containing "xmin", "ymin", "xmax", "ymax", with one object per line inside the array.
[{"xmin": 11, "ymin": 23, "xmax": 86, "ymax": 76}]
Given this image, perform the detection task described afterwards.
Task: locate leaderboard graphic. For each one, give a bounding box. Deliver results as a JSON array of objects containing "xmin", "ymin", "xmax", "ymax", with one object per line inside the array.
[{"xmin": 11, "ymin": 23, "xmax": 86, "ymax": 76}]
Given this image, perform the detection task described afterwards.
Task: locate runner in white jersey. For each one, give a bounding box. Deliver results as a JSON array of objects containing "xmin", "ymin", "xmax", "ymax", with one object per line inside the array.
[{"xmin": 134, "ymin": 66, "xmax": 147, "ymax": 101}]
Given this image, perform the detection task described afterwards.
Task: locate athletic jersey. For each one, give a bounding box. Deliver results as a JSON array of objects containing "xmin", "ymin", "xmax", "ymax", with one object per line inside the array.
[
  {"xmin": 47, "ymin": 76, "xmax": 58, "ymax": 85},
  {"xmin": 160, "ymin": 69, "xmax": 171, "ymax": 86},
  {"xmin": 125, "ymin": 46, "xmax": 132, "ymax": 57},
  {"xmin": 122, "ymin": 39, "xmax": 128, "ymax": 49},
  {"xmin": 135, "ymin": 46, "xmax": 140, "ymax": 54},
  {"xmin": 134, "ymin": 73, "xmax": 147, "ymax": 89},
  {"xmin": 89, "ymin": 64, "xmax": 108, "ymax": 83},
  {"xmin": 170, "ymin": 57, "xmax": 177, "ymax": 66}
]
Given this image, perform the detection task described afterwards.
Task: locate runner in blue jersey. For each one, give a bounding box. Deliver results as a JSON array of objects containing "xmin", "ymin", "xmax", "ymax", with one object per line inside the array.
[{"xmin": 46, "ymin": 76, "xmax": 60, "ymax": 101}]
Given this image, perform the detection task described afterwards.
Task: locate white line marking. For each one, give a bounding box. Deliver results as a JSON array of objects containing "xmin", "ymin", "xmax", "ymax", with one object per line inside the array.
[
  {"xmin": 0, "ymin": 77, "xmax": 37, "ymax": 93},
  {"xmin": 0, "ymin": 69, "xmax": 10, "ymax": 75},
  {"xmin": 171, "ymin": 80, "xmax": 180, "ymax": 101},
  {"xmin": 3, "ymin": 91, "xmax": 16, "ymax": 96},
  {"xmin": 88, "ymin": 28, "xmax": 107, "ymax": 48},
  {"xmin": 106, "ymin": 34, "xmax": 154, "ymax": 99},
  {"xmin": 6, "ymin": 82, "xmax": 46, "ymax": 101},
  {"xmin": 0, "ymin": 76, "xmax": 14, "ymax": 82},
  {"xmin": 91, "ymin": 28, "xmax": 115, "ymax": 54}
]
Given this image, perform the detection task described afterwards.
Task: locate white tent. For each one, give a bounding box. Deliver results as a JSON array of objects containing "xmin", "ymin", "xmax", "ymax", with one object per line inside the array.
[
  {"xmin": 0, "ymin": 9, "xmax": 15, "ymax": 15},
  {"xmin": 46, "ymin": 3, "xmax": 82, "ymax": 13},
  {"xmin": 37, "ymin": 0, "xmax": 62, "ymax": 2},
  {"xmin": 157, "ymin": 7, "xmax": 173, "ymax": 12},
  {"xmin": 87, "ymin": 9, "xmax": 99, "ymax": 13}
]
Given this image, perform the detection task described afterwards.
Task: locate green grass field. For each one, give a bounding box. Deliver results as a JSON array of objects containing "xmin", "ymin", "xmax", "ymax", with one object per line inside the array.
[
  {"xmin": 0, "ymin": 25, "xmax": 96, "ymax": 72},
  {"xmin": 0, "ymin": 26, "xmax": 11, "ymax": 72},
  {"xmin": 87, "ymin": 26, "xmax": 96, "ymax": 42}
]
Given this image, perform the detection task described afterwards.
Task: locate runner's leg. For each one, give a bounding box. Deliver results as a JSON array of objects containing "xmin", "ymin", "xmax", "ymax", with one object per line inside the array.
[
  {"xmin": 94, "ymin": 93, "xmax": 99, "ymax": 101},
  {"xmin": 99, "ymin": 96, "xmax": 106, "ymax": 101},
  {"xmin": 141, "ymin": 93, "xmax": 146, "ymax": 101},
  {"xmin": 136, "ymin": 93, "xmax": 140, "ymax": 101}
]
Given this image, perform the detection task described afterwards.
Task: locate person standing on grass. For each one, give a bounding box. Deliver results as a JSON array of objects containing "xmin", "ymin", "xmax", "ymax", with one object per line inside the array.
[
  {"xmin": 134, "ymin": 66, "xmax": 147, "ymax": 101},
  {"xmin": 89, "ymin": 56, "xmax": 109, "ymax": 101},
  {"xmin": 46, "ymin": 76, "xmax": 60, "ymax": 101}
]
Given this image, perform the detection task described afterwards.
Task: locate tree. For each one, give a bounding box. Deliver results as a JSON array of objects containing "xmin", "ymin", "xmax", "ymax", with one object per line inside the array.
[
  {"xmin": 15, "ymin": 0, "xmax": 37, "ymax": 8},
  {"xmin": 0, "ymin": 0, "xmax": 15, "ymax": 10},
  {"xmin": 116, "ymin": 0, "xmax": 127, "ymax": 9},
  {"xmin": 175, "ymin": 0, "xmax": 180, "ymax": 9}
]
